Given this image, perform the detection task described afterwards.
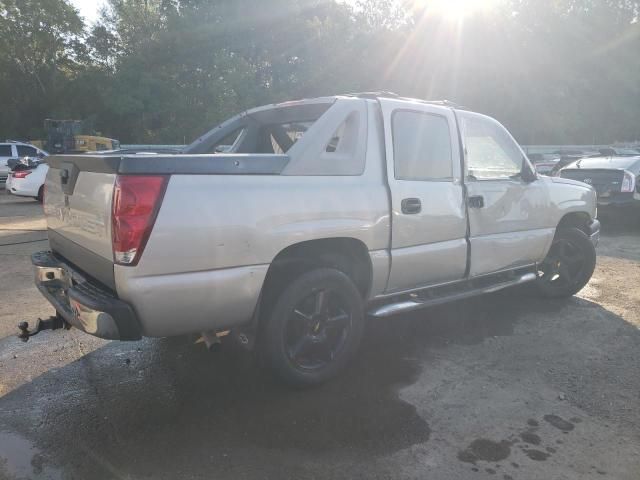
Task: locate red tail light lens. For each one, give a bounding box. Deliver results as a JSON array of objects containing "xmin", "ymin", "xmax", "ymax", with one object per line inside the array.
[
  {"xmin": 112, "ymin": 175, "xmax": 168, "ymax": 265},
  {"xmin": 13, "ymin": 170, "xmax": 32, "ymax": 178}
]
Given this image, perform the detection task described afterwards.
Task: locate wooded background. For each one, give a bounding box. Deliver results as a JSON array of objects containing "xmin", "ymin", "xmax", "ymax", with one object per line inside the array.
[{"xmin": 1, "ymin": 0, "xmax": 639, "ymax": 145}]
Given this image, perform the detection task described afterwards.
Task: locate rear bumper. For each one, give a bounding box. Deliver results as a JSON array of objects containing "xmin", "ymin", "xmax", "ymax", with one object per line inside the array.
[
  {"xmin": 7, "ymin": 187, "xmax": 34, "ymax": 197},
  {"xmin": 32, "ymin": 251, "xmax": 141, "ymax": 340}
]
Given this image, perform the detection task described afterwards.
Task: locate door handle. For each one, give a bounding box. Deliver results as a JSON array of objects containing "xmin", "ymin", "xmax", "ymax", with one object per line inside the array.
[
  {"xmin": 401, "ymin": 197, "xmax": 422, "ymax": 214},
  {"xmin": 468, "ymin": 195, "xmax": 484, "ymax": 208}
]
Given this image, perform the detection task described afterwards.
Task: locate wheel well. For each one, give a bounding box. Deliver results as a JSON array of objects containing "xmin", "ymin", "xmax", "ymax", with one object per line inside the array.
[
  {"xmin": 262, "ymin": 238, "xmax": 373, "ymax": 301},
  {"xmin": 557, "ymin": 212, "xmax": 591, "ymax": 235}
]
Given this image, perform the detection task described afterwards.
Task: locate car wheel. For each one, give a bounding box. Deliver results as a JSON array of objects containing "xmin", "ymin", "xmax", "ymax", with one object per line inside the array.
[
  {"xmin": 36, "ymin": 185, "xmax": 44, "ymax": 203},
  {"xmin": 535, "ymin": 227, "xmax": 596, "ymax": 298},
  {"xmin": 262, "ymin": 268, "xmax": 364, "ymax": 387}
]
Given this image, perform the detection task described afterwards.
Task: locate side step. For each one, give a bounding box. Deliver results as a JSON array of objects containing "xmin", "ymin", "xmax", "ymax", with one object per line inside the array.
[{"xmin": 368, "ymin": 270, "xmax": 537, "ymax": 318}]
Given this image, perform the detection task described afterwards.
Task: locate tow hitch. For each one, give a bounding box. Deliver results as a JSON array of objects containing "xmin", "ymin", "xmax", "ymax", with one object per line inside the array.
[{"xmin": 17, "ymin": 314, "xmax": 69, "ymax": 342}]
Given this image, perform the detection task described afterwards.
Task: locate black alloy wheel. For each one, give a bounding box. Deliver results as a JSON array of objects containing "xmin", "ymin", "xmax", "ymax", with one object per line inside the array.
[
  {"xmin": 536, "ymin": 227, "xmax": 596, "ymax": 298},
  {"xmin": 262, "ymin": 268, "xmax": 364, "ymax": 387},
  {"xmin": 284, "ymin": 288, "xmax": 352, "ymax": 371}
]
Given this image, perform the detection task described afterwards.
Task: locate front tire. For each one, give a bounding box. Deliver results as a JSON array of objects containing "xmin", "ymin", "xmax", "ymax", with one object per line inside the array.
[
  {"xmin": 36, "ymin": 185, "xmax": 44, "ymax": 203},
  {"xmin": 536, "ymin": 227, "xmax": 596, "ymax": 298},
  {"xmin": 262, "ymin": 268, "xmax": 364, "ymax": 387}
]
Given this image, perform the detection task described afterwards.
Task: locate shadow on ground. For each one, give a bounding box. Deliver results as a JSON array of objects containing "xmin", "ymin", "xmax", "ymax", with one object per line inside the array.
[{"xmin": 0, "ymin": 289, "xmax": 637, "ymax": 479}]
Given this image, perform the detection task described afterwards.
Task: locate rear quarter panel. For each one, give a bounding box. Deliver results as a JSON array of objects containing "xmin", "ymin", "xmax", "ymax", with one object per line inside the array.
[{"xmin": 115, "ymin": 174, "xmax": 390, "ymax": 336}]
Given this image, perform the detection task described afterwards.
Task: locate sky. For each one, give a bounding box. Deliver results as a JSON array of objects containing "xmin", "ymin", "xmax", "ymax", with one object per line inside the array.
[{"xmin": 69, "ymin": 0, "xmax": 103, "ymax": 24}]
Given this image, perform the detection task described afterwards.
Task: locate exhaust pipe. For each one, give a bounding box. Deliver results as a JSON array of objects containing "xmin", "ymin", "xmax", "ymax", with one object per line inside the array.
[{"xmin": 196, "ymin": 330, "xmax": 230, "ymax": 352}]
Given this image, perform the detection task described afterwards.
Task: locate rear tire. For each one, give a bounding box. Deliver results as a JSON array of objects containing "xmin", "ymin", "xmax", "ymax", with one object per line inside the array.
[
  {"xmin": 535, "ymin": 227, "xmax": 596, "ymax": 298},
  {"xmin": 262, "ymin": 268, "xmax": 364, "ymax": 388},
  {"xmin": 36, "ymin": 185, "xmax": 44, "ymax": 203}
]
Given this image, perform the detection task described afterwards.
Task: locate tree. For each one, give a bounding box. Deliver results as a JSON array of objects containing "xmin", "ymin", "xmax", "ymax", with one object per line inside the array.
[
  {"xmin": 0, "ymin": 0, "xmax": 85, "ymax": 139},
  {"xmin": 2, "ymin": 0, "xmax": 639, "ymax": 145}
]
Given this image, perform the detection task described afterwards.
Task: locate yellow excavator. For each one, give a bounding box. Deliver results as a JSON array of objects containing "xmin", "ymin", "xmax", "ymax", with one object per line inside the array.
[{"xmin": 31, "ymin": 119, "xmax": 120, "ymax": 154}]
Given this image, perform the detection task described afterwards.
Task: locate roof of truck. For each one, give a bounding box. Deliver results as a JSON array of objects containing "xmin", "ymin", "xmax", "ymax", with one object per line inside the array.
[
  {"xmin": 342, "ymin": 91, "xmax": 463, "ymax": 108},
  {"xmin": 266, "ymin": 92, "xmax": 463, "ymax": 110}
]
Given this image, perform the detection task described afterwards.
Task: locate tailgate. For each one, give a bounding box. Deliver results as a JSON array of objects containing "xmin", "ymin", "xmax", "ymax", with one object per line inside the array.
[
  {"xmin": 42, "ymin": 152, "xmax": 289, "ymax": 289},
  {"xmin": 44, "ymin": 155, "xmax": 118, "ymax": 289}
]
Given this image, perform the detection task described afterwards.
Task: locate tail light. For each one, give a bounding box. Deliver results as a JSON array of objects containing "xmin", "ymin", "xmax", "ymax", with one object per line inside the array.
[
  {"xmin": 13, "ymin": 170, "xmax": 32, "ymax": 179},
  {"xmin": 111, "ymin": 175, "xmax": 168, "ymax": 265},
  {"xmin": 621, "ymin": 170, "xmax": 636, "ymax": 193}
]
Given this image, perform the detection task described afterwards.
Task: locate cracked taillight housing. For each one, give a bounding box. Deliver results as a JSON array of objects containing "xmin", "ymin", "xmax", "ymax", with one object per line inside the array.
[{"xmin": 112, "ymin": 175, "xmax": 168, "ymax": 265}]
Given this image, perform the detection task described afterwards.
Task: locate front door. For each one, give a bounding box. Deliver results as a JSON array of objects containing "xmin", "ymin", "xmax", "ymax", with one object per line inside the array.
[
  {"xmin": 379, "ymin": 99, "xmax": 468, "ymax": 293},
  {"xmin": 456, "ymin": 110, "xmax": 553, "ymax": 277}
]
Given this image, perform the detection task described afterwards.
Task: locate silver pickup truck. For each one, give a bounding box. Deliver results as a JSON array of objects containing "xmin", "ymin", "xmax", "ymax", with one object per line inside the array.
[{"xmin": 28, "ymin": 93, "xmax": 599, "ymax": 386}]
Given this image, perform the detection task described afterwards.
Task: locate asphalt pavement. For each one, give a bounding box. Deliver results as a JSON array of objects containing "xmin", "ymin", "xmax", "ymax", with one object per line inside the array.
[{"xmin": 0, "ymin": 191, "xmax": 639, "ymax": 480}]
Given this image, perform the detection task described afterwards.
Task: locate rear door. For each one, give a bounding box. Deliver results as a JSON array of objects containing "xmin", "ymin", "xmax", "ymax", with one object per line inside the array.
[
  {"xmin": 379, "ymin": 99, "xmax": 467, "ymax": 293},
  {"xmin": 457, "ymin": 111, "xmax": 553, "ymax": 276}
]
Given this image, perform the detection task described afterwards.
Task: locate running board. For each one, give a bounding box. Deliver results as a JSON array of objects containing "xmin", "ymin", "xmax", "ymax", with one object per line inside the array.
[{"xmin": 368, "ymin": 271, "xmax": 537, "ymax": 318}]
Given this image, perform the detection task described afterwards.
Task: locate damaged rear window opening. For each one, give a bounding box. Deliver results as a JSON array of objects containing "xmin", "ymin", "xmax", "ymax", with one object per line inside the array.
[{"xmin": 187, "ymin": 100, "xmax": 334, "ymax": 155}]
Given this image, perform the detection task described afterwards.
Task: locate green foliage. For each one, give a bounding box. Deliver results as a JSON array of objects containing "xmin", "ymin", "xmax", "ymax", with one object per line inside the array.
[{"xmin": 0, "ymin": 0, "xmax": 639, "ymax": 144}]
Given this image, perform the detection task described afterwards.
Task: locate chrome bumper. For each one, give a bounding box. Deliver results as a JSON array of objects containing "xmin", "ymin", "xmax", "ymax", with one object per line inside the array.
[{"xmin": 32, "ymin": 251, "xmax": 141, "ymax": 340}]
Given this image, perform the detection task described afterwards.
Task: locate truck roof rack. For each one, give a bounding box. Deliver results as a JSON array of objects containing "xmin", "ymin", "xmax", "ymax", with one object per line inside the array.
[{"xmin": 342, "ymin": 92, "xmax": 462, "ymax": 108}]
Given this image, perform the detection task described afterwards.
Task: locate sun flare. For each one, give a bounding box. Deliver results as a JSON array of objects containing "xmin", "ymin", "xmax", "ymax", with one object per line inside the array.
[{"xmin": 411, "ymin": 0, "xmax": 502, "ymax": 21}]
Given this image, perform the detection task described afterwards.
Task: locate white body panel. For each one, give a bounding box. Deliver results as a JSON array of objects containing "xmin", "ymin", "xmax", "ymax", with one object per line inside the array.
[
  {"xmin": 378, "ymin": 98, "xmax": 468, "ymax": 292},
  {"xmin": 0, "ymin": 142, "xmax": 47, "ymax": 183},
  {"xmin": 36, "ymin": 96, "xmax": 598, "ymax": 339},
  {"xmin": 44, "ymin": 171, "xmax": 115, "ymax": 261},
  {"xmin": 118, "ymin": 170, "xmax": 389, "ymax": 336},
  {"xmin": 6, "ymin": 163, "xmax": 48, "ymax": 198}
]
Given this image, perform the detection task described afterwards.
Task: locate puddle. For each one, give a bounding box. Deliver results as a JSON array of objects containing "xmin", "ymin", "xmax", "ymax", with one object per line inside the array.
[
  {"xmin": 522, "ymin": 448, "xmax": 550, "ymax": 461},
  {"xmin": 543, "ymin": 414, "xmax": 575, "ymax": 432},
  {"xmin": 458, "ymin": 439, "xmax": 512, "ymax": 464},
  {"xmin": 0, "ymin": 430, "xmax": 62, "ymax": 479},
  {"xmin": 520, "ymin": 431, "xmax": 541, "ymax": 445}
]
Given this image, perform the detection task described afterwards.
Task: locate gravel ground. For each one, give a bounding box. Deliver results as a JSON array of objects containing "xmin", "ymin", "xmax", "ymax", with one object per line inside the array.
[{"xmin": 0, "ymin": 191, "xmax": 638, "ymax": 480}]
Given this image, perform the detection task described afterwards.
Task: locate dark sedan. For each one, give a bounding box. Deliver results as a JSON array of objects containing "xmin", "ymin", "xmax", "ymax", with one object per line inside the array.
[{"xmin": 560, "ymin": 155, "xmax": 640, "ymax": 215}]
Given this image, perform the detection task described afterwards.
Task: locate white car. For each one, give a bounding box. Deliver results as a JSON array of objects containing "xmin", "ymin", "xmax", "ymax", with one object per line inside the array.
[
  {"xmin": 0, "ymin": 141, "xmax": 47, "ymax": 185},
  {"xmin": 6, "ymin": 162, "xmax": 49, "ymax": 202}
]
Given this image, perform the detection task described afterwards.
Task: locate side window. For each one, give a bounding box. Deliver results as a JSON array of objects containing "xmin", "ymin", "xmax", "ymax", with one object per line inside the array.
[
  {"xmin": 0, "ymin": 145, "xmax": 12, "ymax": 157},
  {"xmin": 461, "ymin": 114, "xmax": 523, "ymax": 179},
  {"xmin": 392, "ymin": 111, "xmax": 453, "ymax": 180},
  {"xmin": 17, "ymin": 145, "xmax": 37, "ymax": 157}
]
